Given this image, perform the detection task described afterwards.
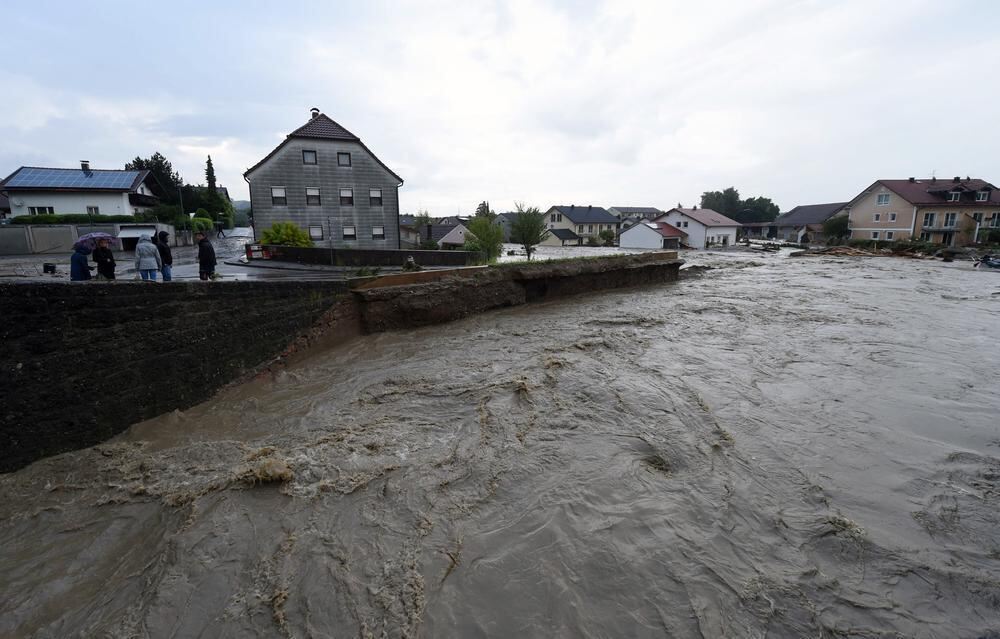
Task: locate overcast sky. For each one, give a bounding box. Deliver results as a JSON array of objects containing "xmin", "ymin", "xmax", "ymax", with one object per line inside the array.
[{"xmin": 2, "ymin": 0, "xmax": 998, "ymax": 214}]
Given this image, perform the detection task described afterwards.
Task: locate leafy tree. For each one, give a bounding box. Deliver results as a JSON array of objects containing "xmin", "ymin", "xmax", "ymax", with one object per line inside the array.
[
  {"xmin": 822, "ymin": 215, "xmax": 850, "ymax": 242},
  {"xmin": 598, "ymin": 229, "xmax": 616, "ymax": 246},
  {"xmin": 509, "ymin": 202, "xmax": 549, "ymax": 261},
  {"xmin": 261, "ymin": 222, "xmax": 313, "ymax": 247},
  {"xmin": 464, "ymin": 216, "xmax": 504, "ymax": 262},
  {"xmin": 205, "ymin": 155, "xmax": 217, "ymax": 192},
  {"xmin": 700, "ymin": 187, "xmax": 781, "ymax": 223},
  {"xmin": 741, "ymin": 196, "xmax": 780, "ymax": 222},
  {"xmin": 474, "ymin": 200, "xmax": 494, "ymax": 219},
  {"xmin": 126, "ymin": 152, "xmax": 183, "ymax": 203},
  {"xmin": 700, "ymin": 187, "xmax": 742, "ymax": 217}
]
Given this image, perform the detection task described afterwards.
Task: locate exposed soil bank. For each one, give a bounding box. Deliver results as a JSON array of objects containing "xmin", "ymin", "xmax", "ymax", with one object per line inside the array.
[{"xmin": 0, "ymin": 253, "xmax": 681, "ymax": 472}]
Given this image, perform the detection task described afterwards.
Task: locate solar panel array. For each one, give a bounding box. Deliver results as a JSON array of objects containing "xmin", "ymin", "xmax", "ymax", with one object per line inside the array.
[{"xmin": 5, "ymin": 167, "xmax": 140, "ymax": 190}]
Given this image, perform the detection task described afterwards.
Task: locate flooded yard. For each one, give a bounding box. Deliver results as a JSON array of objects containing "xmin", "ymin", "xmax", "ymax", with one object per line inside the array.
[{"xmin": 2, "ymin": 252, "xmax": 999, "ymax": 637}]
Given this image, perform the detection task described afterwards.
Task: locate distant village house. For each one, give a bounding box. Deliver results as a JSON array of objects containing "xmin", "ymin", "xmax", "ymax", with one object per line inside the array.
[
  {"xmin": 1, "ymin": 162, "xmax": 161, "ymax": 218},
  {"xmin": 653, "ymin": 207, "xmax": 740, "ymax": 249}
]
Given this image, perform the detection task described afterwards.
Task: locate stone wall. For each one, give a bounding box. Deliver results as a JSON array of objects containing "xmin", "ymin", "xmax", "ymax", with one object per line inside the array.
[{"xmin": 0, "ymin": 280, "xmax": 352, "ymax": 473}]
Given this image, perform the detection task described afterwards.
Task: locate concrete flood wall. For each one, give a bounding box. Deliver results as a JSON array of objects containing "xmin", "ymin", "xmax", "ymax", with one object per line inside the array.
[{"xmin": 0, "ymin": 252, "xmax": 680, "ymax": 472}]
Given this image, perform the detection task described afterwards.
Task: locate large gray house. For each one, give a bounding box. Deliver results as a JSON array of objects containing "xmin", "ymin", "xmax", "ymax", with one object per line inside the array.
[{"xmin": 244, "ymin": 108, "xmax": 404, "ymax": 248}]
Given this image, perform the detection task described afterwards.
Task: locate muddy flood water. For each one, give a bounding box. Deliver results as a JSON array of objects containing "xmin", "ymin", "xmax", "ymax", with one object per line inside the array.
[{"xmin": 2, "ymin": 252, "xmax": 999, "ymax": 638}]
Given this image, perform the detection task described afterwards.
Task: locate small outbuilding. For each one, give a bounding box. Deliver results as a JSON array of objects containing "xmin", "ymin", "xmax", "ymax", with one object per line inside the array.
[
  {"xmin": 619, "ymin": 221, "xmax": 687, "ymax": 250},
  {"xmin": 539, "ymin": 227, "xmax": 583, "ymax": 247}
]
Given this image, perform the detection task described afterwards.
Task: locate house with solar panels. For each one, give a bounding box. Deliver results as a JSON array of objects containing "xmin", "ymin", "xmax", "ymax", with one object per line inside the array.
[
  {"xmin": 244, "ymin": 108, "xmax": 403, "ymax": 249},
  {"xmin": 1, "ymin": 162, "xmax": 161, "ymax": 219}
]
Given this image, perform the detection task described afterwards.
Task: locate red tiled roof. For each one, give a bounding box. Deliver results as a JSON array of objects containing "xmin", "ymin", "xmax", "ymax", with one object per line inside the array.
[
  {"xmin": 872, "ymin": 178, "xmax": 998, "ymax": 206},
  {"xmin": 646, "ymin": 222, "xmax": 687, "ymax": 238}
]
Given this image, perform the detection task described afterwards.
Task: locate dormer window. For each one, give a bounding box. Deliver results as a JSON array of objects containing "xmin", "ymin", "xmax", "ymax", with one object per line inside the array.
[
  {"xmin": 302, "ymin": 150, "xmax": 317, "ymax": 165},
  {"xmin": 876, "ymin": 193, "xmax": 890, "ymax": 206},
  {"xmin": 977, "ymin": 190, "xmax": 989, "ymax": 202},
  {"xmin": 948, "ymin": 191, "xmax": 961, "ymax": 202}
]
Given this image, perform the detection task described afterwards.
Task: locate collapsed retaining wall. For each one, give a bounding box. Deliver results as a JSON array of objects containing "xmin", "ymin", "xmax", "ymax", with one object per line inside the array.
[
  {"xmin": 0, "ymin": 252, "xmax": 681, "ymax": 472},
  {"xmin": 354, "ymin": 252, "xmax": 683, "ymax": 331},
  {"xmin": 0, "ymin": 280, "xmax": 352, "ymax": 473}
]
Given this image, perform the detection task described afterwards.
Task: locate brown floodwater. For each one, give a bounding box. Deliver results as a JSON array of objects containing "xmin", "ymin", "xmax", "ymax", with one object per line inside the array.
[{"xmin": 2, "ymin": 251, "xmax": 999, "ymax": 638}]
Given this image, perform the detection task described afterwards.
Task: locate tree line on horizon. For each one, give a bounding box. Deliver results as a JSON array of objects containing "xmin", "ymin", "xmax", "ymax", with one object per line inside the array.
[{"xmin": 125, "ymin": 152, "xmax": 240, "ymax": 229}]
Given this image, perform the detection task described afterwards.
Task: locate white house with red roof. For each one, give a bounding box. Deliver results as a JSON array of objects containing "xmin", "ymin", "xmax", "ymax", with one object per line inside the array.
[
  {"xmin": 653, "ymin": 207, "xmax": 740, "ymax": 249},
  {"xmin": 619, "ymin": 221, "xmax": 687, "ymax": 250}
]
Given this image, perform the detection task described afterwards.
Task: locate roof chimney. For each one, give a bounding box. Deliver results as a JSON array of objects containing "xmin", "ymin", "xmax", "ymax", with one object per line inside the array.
[
  {"xmin": 310, "ymin": 107, "xmax": 320, "ymax": 119},
  {"xmin": 80, "ymin": 160, "xmax": 90, "ymax": 172},
  {"xmin": 908, "ymin": 177, "xmax": 915, "ymax": 183},
  {"xmin": 953, "ymin": 176, "xmax": 961, "ymax": 183},
  {"xmin": 931, "ymin": 176, "xmax": 937, "ymax": 183}
]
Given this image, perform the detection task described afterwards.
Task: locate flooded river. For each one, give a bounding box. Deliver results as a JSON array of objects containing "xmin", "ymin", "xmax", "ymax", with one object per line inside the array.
[{"xmin": 2, "ymin": 252, "xmax": 999, "ymax": 638}]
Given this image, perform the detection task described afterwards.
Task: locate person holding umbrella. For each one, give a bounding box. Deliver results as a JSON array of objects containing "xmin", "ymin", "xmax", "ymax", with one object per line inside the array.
[{"xmin": 92, "ymin": 238, "xmax": 116, "ymax": 280}]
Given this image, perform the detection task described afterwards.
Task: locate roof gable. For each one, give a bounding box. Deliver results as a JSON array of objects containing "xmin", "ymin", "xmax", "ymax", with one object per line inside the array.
[
  {"xmin": 244, "ymin": 110, "xmax": 403, "ymax": 184},
  {"xmin": 851, "ymin": 178, "xmax": 1000, "ymax": 207},
  {"xmin": 288, "ymin": 113, "xmax": 360, "ymax": 141}
]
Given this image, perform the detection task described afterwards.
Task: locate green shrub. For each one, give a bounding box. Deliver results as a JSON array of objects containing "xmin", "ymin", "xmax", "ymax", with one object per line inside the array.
[
  {"xmin": 191, "ymin": 217, "xmax": 214, "ymax": 233},
  {"xmin": 419, "ymin": 239, "xmax": 439, "ymax": 250},
  {"xmin": 598, "ymin": 229, "xmax": 616, "ymax": 246},
  {"xmin": 586, "ymin": 236, "xmax": 601, "ymax": 247},
  {"xmin": 260, "ymin": 222, "xmax": 312, "ymax": 247}
]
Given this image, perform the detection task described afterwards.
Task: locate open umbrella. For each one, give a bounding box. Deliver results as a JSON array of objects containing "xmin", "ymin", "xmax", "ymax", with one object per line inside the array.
[{"xmin": 74, "ymin": 232, "xmax": 119, "ymax": 249}]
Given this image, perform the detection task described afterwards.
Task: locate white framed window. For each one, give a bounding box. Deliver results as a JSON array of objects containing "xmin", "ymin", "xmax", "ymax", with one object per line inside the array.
[
  {"xmin": 871, "ymin": 231, "xmax": 880, "ymax": 239},
  {"xmin": 86, "ymin": 206, "xmax": 100, "ymax": 215},
  {"xmin": 308, "ymin": 225, "xmax": 323, "ymax": 240},
  {"xmin": 991, "ymin": 213, "xmax": 1000, "ymax": 228},
  {"xmin": 948, "ymin": 191, "xmax": 961, "ymax": 202},
  {"xmin": 873, "ymin": 213, "xmax": 881, "ymax": 222},
  {"xmin": 876, "ymin": 193, "xmax": 890, "ymax": 206},
  {"xmin": 369, "ymin": 189, "xmax": 383, "ymax": 206},
  {"xmin": 944, "ymin": 212, "xmax": 957, "ymax": 227},
  {"xmin": 889, "ymin": 212, "xmax": 897, "ymax": 221},
  {"xmin": 302, "ymin": 150, "xmax": 317, "ymax": 165},
  {"xmin": 976, "ymin": 191, "xmax": 988, "ymax": 202},
  {"xmin": 886, "ymin": 231, "xmax": 894, "ymax": 240},
  {"xmin": 372, "ymin": 225, "xmax": 385, "ymax": 240},
  {"xmin": 588, "ymin": 224, "xmax": 594, "ymax": 233},
  {"xmin": 306, "ymin": 187, "xmax": 321, "ymax": 206},
  {"xmin": 343, "ymin": 225, "xmax": 356, "ymax": 240},
  {"xmin": 271, "ymin": 187, "xmax": 287, "ymax": 206},
  {"xmin": 923, "ymin": 212, "xmax": 935, "ymax": 227},
  {"xmin": 919, "ymin": 231, "xmax": 930, "ymax": 241},
  {"xmin": 28, "ymin": 206, "xmax": 55, "ymax": 215},
  {"xmin": 337, "ymin": 152, "xmax": 351, "ymax": 167},
  {"xmin": 577, "ymin": 225, "xmax": 583, "ymax": 232},
  {"xmin": 973, "ymin": 212, "xmax": 983, "ymax": 223},
  {"xmin": 683, "ymin": 221, "xmax": 688, "ymax": 228},
  {"xmin": 340, "ymin": 188, "xmax": 354, "ymax": 206}
]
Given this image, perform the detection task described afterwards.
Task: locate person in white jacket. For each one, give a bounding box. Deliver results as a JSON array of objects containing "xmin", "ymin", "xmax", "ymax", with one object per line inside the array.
[{"xmin": 134, "ymin": 235, "xmax": 162, "ymax": 281}]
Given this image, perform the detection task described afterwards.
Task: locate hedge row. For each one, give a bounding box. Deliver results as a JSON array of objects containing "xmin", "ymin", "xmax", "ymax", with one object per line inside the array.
[{"xmin": 10, "ymin": 214, "xmax": 138, "ymax": 225}]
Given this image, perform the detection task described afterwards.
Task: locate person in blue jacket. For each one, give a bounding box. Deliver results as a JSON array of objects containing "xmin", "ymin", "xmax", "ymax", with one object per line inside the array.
[{"xmin": 70, "ymin": 245, "xmax": 93, "ymax": 281}]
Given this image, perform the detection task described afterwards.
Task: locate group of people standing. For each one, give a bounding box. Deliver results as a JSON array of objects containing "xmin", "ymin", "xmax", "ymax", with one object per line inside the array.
[{"xmin": 70, "ymin": 231, "xmax": 217, "ymax": 282}]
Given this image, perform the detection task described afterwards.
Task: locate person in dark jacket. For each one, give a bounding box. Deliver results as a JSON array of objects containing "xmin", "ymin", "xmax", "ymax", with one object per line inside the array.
[
  {"xmin": 92, "ymin": 238, "xmax": 116, "ymax": 280},
  {"xmin": 70, "ymin": 245, "xmax": 93, "ymax": 281},
  {"xmin": 196, "ymin": 231, "xmax": 217, "ymax": 281},
  {"xmin": 156, "ymin": 231, "xmax": 173, "ymax": 281}
]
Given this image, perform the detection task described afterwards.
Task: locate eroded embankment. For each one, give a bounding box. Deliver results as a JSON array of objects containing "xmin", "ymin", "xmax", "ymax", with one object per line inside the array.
[{"xmin": 2, "ymin": 253, "xmax": 999, "ymax": 638}]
